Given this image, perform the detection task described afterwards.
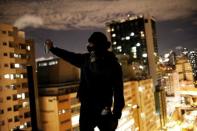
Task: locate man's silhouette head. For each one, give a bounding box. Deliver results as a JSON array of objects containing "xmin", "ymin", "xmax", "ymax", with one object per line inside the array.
[{"xmin": 87, "ymin": 32, "xmax": 111, "ymax": 53}]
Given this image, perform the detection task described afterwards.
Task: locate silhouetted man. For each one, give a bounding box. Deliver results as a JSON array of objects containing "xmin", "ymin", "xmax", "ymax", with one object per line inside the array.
[{"xmin": 45, "ymin": 32, "xmax": 125, "ymax": 131}]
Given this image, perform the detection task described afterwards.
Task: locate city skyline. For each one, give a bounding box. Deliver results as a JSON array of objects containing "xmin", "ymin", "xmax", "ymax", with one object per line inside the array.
[{"xmin": 0, "ymin": 0, "xmax": 197, "ymax": 58}]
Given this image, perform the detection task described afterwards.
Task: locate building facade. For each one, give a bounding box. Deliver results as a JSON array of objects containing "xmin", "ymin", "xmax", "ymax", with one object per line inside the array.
[
  {"xmin": 176, "ymin": 56, "xmax": 194, "ymax": 88},
  {"xmin": 188, "ymin": 50, "xmax": 197, "ymax": 86},
  {"xmin": 0, "ymin": 24, "xmax": 40, "ymax": 131},
  {"xmin": 106, "ymin": 14, "xmax": 158, "ymax": 85}
]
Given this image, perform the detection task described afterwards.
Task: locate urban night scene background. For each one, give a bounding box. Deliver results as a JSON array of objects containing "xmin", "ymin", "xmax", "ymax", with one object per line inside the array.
[{"xmin": 0, "ymin": 0, "xmax": 197, "ymax": 131}]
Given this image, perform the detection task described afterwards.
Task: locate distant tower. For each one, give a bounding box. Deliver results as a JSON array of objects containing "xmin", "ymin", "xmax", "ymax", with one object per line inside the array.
[
  {"xmin": 188, "ymin": 50, "xmax": 197, "ymax": 85},
  {"xmin": 0, "ymin": 24, "xmax": 40, "ymax": 131},
  {"xmin": 106, "ymin": 14, "xmax": 158, "ymax": 86}
]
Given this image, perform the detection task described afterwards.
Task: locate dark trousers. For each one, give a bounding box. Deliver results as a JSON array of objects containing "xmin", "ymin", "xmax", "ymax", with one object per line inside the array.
[{"xmin": 79, "ymin": 104, "xmax": 115, "ymax": 131}]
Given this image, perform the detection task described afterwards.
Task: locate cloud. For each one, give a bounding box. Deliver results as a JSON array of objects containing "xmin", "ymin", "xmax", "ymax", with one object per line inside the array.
[
  {"xmin": 173, "ymin": 28, "xmax": 184, "ymax": 33},
  {"xmin": 0, "ymin": 0, "xmax": 197, "ymax": 30},
  {"xmin": 14, "ymin": 15, "xmax": 44, "ymax": 29}
]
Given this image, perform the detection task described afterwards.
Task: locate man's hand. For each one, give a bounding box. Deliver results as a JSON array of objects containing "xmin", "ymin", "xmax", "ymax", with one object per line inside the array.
[{"xmin": 45, "ymin": 39, "xmax": 54, "ymax": 50}]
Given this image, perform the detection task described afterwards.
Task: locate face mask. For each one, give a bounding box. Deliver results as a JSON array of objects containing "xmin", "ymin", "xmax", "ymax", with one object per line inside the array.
[{"xmin": 87, "ymin": 45, "xmax": 95, "ymax": 53}]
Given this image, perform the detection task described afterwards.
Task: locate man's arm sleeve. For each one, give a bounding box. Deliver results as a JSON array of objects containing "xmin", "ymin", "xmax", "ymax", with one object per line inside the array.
[
  {"xmin": 50, "ymin": 47, "xmax": 83, "ymax": 68},
  {"xmin": 112, "ymin": 63, "xmax": 125, "ymax": 119}
]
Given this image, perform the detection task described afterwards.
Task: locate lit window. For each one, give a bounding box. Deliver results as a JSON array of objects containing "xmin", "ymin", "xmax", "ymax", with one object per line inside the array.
[
  {"xmin": 4, "ymin": 74, "xmax": 10, "ymax": 79},
  {"xmin": 139, "ymin": 65, "xmax": 143, "ymax": 69},
  {"xmin": 15, "ymin": 64, "xmax": 20, "ymax": 68},
  {"xmin": 14, "ymin": 53, "xmax": 19, "ymax": 58},
  {"xmin": 48, "ymin": 61, "xmax": 58, "ymax": 66},
  {"xmin": 112, "ymin": 34, "xmax": 116, "ymax": 37},
  {"xmin": 133, "ymin": 53, "xmax": 137, "ymax": 58},
  {"xmin": 15, "ymin": 74, "xmax": 20, "ymax": 78},
  {"xmin": 131, "ymin": 47, "xmax": 137, "ymax": 53},
  {"xmin": 140, "ymin": 31, "xmax": 145, "ymax": 37},
  {"xmin": 130, "ymin": 32, "xmax": 135, "ymax": 36},
  {"xmin": 117, "ymin": 46, "xmax": 122, "ymax": 50},
  {"xmin": 26, "ymin": 45, "xmax": 31, "ymax": 51},
  {"xmin": 39, "ymin": 62, "xmax": 48, "ymax": 67},
  {"xmin": 125, "ymin": 36, "xmax": 130, "ymax": 40},
  {"xmin": 142, "ymin": 53, "xmax": 147, "ymax": 58},
  {"xmin": 17, "ymin": 94, "xmax": 22, "ymax": 99},
  {"xmin": 19, "ymin": 125, "xmax": 25, "ymax": 129},
  {"xmin": 10, "ymin": 74, "xmax": 14, "ymax": 80},
  {"xmin": 113, "ymin": 41, "xmax": 117, "ymax": 45},
  {"xmin": 22, "ymin": 102, "xmax": 29, "ymax": 108},
  {"xmin": 117, "ymin": 46, "xmax": 122, "ymax": 52},
  {"xmin": 21, "ymin": 93, "xmax": 25, "ymax": 99},
  {"xmin": 136, "ymin": 43, "xmax": 141, "ymax": 47}
]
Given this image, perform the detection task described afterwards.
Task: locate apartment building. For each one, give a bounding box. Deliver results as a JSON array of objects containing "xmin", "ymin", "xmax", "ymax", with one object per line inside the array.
[{"xmin": 0, "ymin": 24, "xmax": 40, "ymax": 131}]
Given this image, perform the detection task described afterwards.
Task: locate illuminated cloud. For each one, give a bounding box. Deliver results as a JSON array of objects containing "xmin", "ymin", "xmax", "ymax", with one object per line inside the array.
[
  {"xmin": 0, "ymin": 0, "xmax": 196, "ymax": 30},
  {"xmin": 14, "ymin": 15, "xmax": 44, "ymax": 29}
]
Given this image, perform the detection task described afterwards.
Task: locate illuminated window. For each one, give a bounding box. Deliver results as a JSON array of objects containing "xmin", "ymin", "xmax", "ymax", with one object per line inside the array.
[
  {"xmin": 131, "ymin": 47, "xmax": 137, "ymax": 53},
  {"xmin": 39, "ymin": 62, "xmax": 47, "ymax": 67},
  {"xmin": 140, "ymin": 31, "xmax": 145, "ymax": 37},
  {"xmin": 17, "ymin": 94, "xmax": 22, "ymax": 99},
  {"xmin": 125, "ymin": 36, "xmax": 130, "ymax": 40},
  {"xmin": 136, "ymin": 43, "xmax": 141, "ymax": 47},
  {"xmin": 117, "ymin": 46, "xmax": 122, "ymax": 52},
  {"xmin": 15, "ymin": 64, "xmax": 20, "ymax": 68},
  {"xmin": 130, "ymin": 32, "xmax": 135, "ymax": 36},
  {"xmin": 19, "ymin": 125, "xmax": 25, "ymax": 129},
  {"xmin": 112, "ymin": 33, "xmax": 116, "ymax": 37},
  {"xmin": 48, "ymin": 60, "xmax": 58, "ymax": 66},
  {"xmin": 133, "ymin": 53, "xmax": 137, "ymax": 58},
  {"xmin": 138, "ymin": 86, "xmax": 144, "ymax": 92},
  {"xmin": 21, "ymin": 93, "xmax": 25, "ymax": 99},
  {"xmin": 4, "ymin": 74, "xmax": 10, "ymax": 79},
  {"xmin": 22, "ymin": 102, "xmax": 29, "ymax": 108},
  {"xmin": 142, "ymin": 53, "xmax": 147, "ymax": 58},
  {"xmin": 26, "ymin": 45, "xmax": 31, "ymax": 51}
]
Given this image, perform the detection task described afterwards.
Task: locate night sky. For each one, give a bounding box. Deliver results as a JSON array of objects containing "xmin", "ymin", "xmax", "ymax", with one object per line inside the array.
[{"xmin": 0, "ymin": 0, "xmax": 197, "ymax": 58}]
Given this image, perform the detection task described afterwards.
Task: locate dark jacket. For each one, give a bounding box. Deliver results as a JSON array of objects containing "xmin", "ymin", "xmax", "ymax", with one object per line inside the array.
[{"xmin": 50, "ymin": 47, "xmax": 125, "ymax": 119}]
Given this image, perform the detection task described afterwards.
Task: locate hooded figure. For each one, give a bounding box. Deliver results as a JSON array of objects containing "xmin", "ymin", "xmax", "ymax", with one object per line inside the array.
[{"xmin": 46, "ymin": 32, "xmax": 125, "ymax": 131}]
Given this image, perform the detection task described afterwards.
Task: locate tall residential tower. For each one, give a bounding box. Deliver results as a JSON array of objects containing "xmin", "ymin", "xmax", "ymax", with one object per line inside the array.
[
  {"xmin": 0, "ymin": 24, "xmax": 40, "ymax": 131},
  {"xmin": 106, "ymin": 14, "xmax": 158, "ymax": 85}
]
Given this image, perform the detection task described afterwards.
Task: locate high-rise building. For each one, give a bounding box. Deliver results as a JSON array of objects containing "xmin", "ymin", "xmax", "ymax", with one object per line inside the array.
[
  {"xmin": 176, "ymin": 56, "xmax": 194, "ymax": 87},
  {"xmin": 123, "ymin": 80, "xmax": 159, "ymax": 131},
  {"xmin": 39, "ymin": 82, "xmax": 79, "ymax": 131},
  {"xmin": 106, "ymin": 14, "xmax": 165, "ymax": 129},
  {"xmin": 188, "ymin": 50, "xmax": 197, "ymax": 85},
  {"xmin": 106, "ymin": 14, "xmax": 158, "ymax": 85},
  {"xmin": 0, "ymin": 24, "xmax": 40, "ymax": 131}
]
